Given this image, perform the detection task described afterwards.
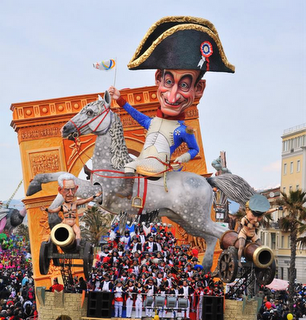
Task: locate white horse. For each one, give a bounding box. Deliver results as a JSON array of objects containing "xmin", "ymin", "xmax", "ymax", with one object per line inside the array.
[{"xmin": 27, "ymin": 92, "xmax": 255, "ymax": 272}]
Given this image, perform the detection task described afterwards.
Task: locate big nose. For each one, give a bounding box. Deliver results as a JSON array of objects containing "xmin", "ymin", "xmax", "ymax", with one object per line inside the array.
[{"xmin": 168, "ymin": 84, "xmax": 179, "ymax": 103}]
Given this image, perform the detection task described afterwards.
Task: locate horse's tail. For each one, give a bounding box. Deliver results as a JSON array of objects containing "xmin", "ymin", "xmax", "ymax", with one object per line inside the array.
[{"xmin": 207, "ymin": 173, "xmax": 255, "ymax": 207}]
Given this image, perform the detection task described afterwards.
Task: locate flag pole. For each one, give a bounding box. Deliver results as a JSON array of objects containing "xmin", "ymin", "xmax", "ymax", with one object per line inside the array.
[{"xmin": 113, "ymin": 57, "xmax": 117, "ymax": 87}]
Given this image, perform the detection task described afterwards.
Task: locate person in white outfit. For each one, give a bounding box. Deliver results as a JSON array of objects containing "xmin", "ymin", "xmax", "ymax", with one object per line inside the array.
[
  {"xmin": 144, "ymin": 278, "xmax": 156, "ymax": 317},
  {"xmin": 125, "ymin": 280, "xmax": 135, "ymax": 318},
  {"xmin": 134, "ymin": 282, "xmax": 145, "ymax": 319},
  {"xmin": 113, "ymin": 280, "xmax": 124, "ymax": 317}
]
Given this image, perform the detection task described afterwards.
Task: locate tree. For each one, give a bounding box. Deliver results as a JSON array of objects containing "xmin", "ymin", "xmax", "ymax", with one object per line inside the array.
[
  {"xmin": 80, "ymin": 206, "xmax": 113, "ymax": 247},
  {"xmin": 14, "ymin": 223, "xmax": 30, "ymax": 242},
  {"xmin": 276, "ymin": 189, "xmax": 306, "ymax": 313}
]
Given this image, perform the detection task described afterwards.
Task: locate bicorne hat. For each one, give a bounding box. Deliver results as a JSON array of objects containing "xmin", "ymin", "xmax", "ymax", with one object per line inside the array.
[{"xmin": 128, "ymin": 16, "xmax": 235, "ymax": 73}]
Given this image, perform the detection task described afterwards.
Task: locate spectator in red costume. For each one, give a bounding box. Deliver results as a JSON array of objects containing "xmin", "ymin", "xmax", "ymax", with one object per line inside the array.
[{"xmin": 50, "ymin": 278, "xmax": 64, "ymax": 292}]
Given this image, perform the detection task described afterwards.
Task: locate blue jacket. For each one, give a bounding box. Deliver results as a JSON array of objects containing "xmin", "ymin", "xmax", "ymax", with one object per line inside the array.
[{"xmin": 122, "ymin": 101, "xmax": 199, "ymax": 159}]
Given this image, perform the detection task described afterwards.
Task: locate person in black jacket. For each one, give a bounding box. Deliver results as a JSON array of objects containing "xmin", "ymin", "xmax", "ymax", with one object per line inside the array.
[
  {"xmin": 77, "ymin": 277, "xmax": 87, "ymax": 293},
  {"xmin": 143, "ymin": 235, "xmax": 160, "ymax": 253},
  {"xmin": 130, "ymin": 236, "xmax": 143, "ymax": 253}
]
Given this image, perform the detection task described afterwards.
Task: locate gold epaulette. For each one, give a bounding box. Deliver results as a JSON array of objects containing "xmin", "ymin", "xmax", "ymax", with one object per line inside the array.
[{"xmin": 186, "ymin": 126, "xmax": 194, "ymax": 134}]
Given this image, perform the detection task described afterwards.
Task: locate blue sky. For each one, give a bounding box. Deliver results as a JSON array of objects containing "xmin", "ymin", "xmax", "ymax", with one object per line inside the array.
[{"xmin": 0, "ymin": 0, "xmax": 305, "ymax": 201}]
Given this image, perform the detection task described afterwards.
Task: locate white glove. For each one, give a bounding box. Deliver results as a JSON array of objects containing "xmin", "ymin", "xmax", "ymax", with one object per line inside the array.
[{"xmin": 172, "ymin": 153, "xmax": 191, "ymax": 170}]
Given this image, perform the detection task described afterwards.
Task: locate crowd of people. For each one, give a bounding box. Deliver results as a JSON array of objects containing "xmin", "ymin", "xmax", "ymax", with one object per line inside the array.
[
  {"xmin": 0, "ymin": 235, "xmax": 37, "ymax": 320},
  {"xmin": 87, "ymin": 222, "xmax": 224, "ymax": 319},
  {"xmin": 2, "ymin": 221, "xmax": 306, "ymax": 320},
  {"xmin": 256, "ymin": 284, "xmax": 306, "ymax": 320}
]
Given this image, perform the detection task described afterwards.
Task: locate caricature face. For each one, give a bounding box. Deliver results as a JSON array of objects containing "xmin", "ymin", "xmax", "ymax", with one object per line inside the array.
[
  {"xmin": 155, "ymin": 69, "xmax": 205, "ymax": 117},
  {"xmin": 59, "ymin": 179, "xmax": 78, "ymax": 203},
  {"xmin": 246, "ymin": 208, "xmax": 263, "ymax": 223}
]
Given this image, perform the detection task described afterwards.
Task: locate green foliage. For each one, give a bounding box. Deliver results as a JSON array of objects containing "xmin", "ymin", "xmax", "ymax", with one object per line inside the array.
[
  {"xmin": 277, "ymin": 189, "xmax": 306, "ymax": 233},
  {"xmin": 275, "ymin": 189, "xmax": 306, "ymax": 313},
  {"xmin": 80, "ymin": 206, "xmax": 113, "ymax": 247}
]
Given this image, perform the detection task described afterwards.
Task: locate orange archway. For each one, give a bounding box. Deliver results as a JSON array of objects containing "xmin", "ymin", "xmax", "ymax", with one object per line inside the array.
[{"xmin": 10, "ymin": 84, "xmax": 219, "ymax": 289}]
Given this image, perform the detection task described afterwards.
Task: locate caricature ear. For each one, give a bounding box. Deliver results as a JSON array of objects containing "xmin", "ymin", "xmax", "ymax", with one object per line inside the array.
[
  {"xmin": 155, "ymin": 69, "xmax": 163, "ymax": 86},
  {"xmin": 104, "ymin": 90, "xmax": 111, "ymax": 108},
  {"xmin": 195, "ymin": 80, "xmax": 206, "ymax": 99}
]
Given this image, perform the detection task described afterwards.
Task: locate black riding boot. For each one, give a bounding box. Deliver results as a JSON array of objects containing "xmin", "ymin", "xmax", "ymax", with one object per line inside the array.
[
  {"xmin": 116, "ymin": 172, "xmax": 135, "ymax": 199},
  {"xmin": 76, "ymin": 238, "xmax": 81, "ymax": 252}
]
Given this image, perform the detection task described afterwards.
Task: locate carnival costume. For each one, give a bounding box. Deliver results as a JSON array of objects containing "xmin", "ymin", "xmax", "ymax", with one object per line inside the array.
[{"xmin": 115, "ymin": 97, "xmax": 199, "ymax": 198}]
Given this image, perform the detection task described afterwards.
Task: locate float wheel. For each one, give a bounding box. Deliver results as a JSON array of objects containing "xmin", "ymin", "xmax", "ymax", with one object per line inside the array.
[
  {"xmin": 218, "ymin": 247, "xmax": 238, "ymax": 283},
  {"xmin": 39, "ymin": 241, "xmax": 51, "ymax": 275},
  {"xmin": 255, "ymin": 259, "xmax": 276, "ymax": 286},
  {"xmin": 83, "ymin": 241, "xmax": 94, "ymax": 281}
]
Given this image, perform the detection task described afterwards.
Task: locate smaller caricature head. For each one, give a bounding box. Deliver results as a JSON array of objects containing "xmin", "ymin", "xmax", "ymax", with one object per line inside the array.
[
  {"xmin": 245, "ymin": 205, "xmax": 261, "ymax": 223},
  {"xmin": 245, "ymin": 194, "xmax": 270, "ymax": 222},
  {"xmin": 58, "ymin": 173, "xmax": 78, "ymax": 203},
  {"xmin": 155, "ymin": 69, "xmax": 206, "ymax": 117}
]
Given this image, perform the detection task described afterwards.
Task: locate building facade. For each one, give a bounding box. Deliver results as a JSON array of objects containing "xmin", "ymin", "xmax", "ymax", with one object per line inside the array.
[
  {"xmin": 259, "ymin": 123, "xmax": 306, "ymax": 283},
  {"xmin": 281, "ymin": 123, "xmax": 306, "ymax": 193},
  {"xmin": 258, "ymin": 187, "xmax": 306, "ymax": 283}
]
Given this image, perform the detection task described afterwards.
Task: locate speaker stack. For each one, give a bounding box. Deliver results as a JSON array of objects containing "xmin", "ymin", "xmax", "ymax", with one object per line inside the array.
[
  {"xmin": 202, "ymin": 296, "xmax": 224, "ymax": 320},
  {"xmin": 87, "ymin": 291, "xmax": 113, "ymax": 318}
]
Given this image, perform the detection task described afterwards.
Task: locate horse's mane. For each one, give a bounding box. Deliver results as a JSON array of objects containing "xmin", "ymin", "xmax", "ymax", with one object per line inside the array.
[{"xmin": 109, "ymin": 112, "xmax": 133, "ymax": 170}]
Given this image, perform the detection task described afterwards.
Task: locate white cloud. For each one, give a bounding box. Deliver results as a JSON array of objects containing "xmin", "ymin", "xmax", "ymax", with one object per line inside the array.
[{"xmin": 262, "ymin": 160, "xmax": 281, "ymax": 173}]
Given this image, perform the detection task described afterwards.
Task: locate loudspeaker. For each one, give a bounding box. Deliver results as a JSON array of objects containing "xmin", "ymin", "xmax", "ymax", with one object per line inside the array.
[
  {"xmin": 155, "ymin": 296, "xmax": 166, "ymax": 308},
  {"xmin": 87, "ymin": 291, "xmax": 113, "ymax": 318},
  {"xmin": 178, "ymin": 298, "xmax": 188, "ymax": 308},
  {"xmin": 202, "ymin": 296, "xmax": 223, "ymax": 320},
  {"xmin": 166, "ymin": 297, "xmax": 177, "ymax": 308},
  {"xmin": 144, "ymin": 296, "xmax": 154, "ymax": 307}
]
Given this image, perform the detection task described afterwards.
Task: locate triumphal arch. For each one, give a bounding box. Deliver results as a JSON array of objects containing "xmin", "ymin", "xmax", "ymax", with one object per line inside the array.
[{"xmin": 10, "ymin": 84, "xmax": 219, "ymax": 288}]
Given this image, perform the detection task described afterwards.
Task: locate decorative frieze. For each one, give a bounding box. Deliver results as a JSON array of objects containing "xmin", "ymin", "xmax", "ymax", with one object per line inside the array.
[
  {"xmin": 19, "ymin": 124, "xmax": 63, "ymax": 142},
  {"xmin": 28, "ymin": 148, "xmax": 63, "ymax": 177}
]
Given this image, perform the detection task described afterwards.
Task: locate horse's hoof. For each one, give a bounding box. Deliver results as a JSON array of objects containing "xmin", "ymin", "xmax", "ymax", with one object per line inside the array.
[
  {"xmin": 26, "ymin": 183, "xmax": 42, "ymax": 196},
  {"xmin": 84, "ymin": 165, "xmax": 92, "ymax": 180}
]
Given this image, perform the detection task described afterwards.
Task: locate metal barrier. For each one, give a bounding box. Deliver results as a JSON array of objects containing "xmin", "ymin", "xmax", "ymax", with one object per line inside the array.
[
  {"xmin": 118, "ymin": 293, "xmax": 192, "ymax": 319},
  {"xmin": 86, "ymin": 291, "xmax": 223, "ymax": 319}
]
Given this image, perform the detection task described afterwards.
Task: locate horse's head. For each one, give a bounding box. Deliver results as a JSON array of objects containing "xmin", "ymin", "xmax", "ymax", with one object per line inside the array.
[{"xmin": 61, "ymin": 90, "xmax": 112, "ymax": 140}]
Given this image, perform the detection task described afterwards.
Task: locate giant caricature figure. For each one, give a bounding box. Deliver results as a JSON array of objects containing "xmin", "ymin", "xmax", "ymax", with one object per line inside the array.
[
  {"xmin": 40, "ymin": 173, "xmax": 101, "ymax": 249},
  {"xmin": 237, "ymin": 194, "xmax": 278, "ymax": 267},
  {"xmin": 26, "ymin": 16, "xmax": 240, "ymax": 274},
  {"xmin": 108, "ymin": 70, "xmax": 203, "ymax": 198},
  {"xmin": 109, "ymin": 16, "xmax": 235, "ymax": 198}
]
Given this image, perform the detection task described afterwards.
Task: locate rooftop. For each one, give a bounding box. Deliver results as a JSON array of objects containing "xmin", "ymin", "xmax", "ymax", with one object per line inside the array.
[{"xmin": 283, "ymin": 123, "xmax": 306, "ymax": 136}]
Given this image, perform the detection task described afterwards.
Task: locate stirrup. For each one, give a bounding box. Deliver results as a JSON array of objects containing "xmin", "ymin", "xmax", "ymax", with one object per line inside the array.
[
  {"xmin": 136, "ymin": 167, "xmax": 164, "ymax": 177},
  {"xmin": 132, "ymin": 196, "xmax": 143, "ymax": 208}
]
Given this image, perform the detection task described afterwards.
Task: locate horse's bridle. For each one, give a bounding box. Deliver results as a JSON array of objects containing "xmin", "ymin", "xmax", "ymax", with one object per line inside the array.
[{"xmin": 69, "ymin": 102, "xmax": 111, "ymax": 139}]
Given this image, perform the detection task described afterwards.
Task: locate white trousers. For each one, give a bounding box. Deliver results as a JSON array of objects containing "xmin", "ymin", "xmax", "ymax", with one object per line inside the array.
[
  {"xmin": 126, "ymin": 298, "xmax": 133, "ymax": 318},
  {"xmin": 114, "ymin": 301, "xmax": 123, "ymax": 317},
  {"xmin": 135, "ymin": 299, "xmax": 143, "ymax": 318}
]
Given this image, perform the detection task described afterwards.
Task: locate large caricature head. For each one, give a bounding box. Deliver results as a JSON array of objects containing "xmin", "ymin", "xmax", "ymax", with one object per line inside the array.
[
  {"xmin": 128, "ymin": 17, "xmax": 235, "ymax": 107},
  {"xmin": 155, "ymin": 69, "xmax": 206, "ymax": 117},
  {"xmin": 58, "ymin": 173, "xmax": 78, "ymax": 203}
]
